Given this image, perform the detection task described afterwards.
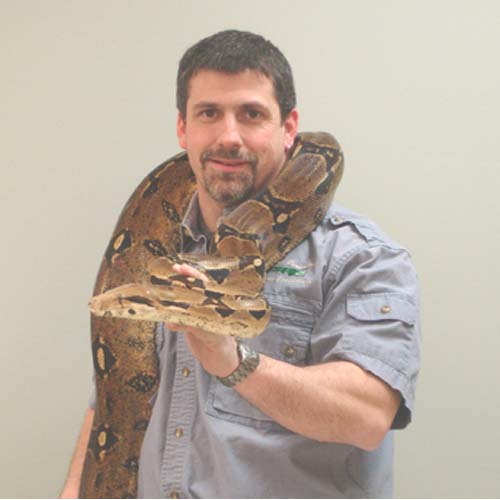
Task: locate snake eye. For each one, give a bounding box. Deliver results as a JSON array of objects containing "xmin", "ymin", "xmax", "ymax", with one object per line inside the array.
[{"xmin": 128, "ymin": 309, "xmax": 136, "ymax": 315}]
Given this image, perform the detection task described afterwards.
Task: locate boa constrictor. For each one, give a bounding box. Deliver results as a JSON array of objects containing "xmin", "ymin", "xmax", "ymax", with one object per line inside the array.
[{"xmin": 79, "ymin": 132, "xmax": 343, "ymax": 498}]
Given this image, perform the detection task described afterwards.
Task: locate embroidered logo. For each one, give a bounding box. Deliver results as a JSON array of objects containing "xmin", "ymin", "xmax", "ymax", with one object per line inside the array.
[{"xmin": 270, "ymin": 265, "xmax": 307, "ymax": 277}]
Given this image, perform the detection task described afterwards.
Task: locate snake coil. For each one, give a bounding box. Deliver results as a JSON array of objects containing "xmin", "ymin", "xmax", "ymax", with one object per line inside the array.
[{"xmin": 79, "ymin": 132, "xmax": 343, "ymax": 498}]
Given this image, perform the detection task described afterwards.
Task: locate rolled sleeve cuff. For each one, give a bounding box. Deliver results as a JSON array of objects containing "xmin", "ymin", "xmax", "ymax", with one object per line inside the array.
[{"xmin": 331, "ymin": 344, "xmax": 417, "ymax": 429}]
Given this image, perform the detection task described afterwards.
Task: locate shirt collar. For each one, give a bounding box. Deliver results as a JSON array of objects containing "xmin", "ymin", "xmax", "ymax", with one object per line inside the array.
[
  {"xmin": 180, "ymin": 191, "xmax": 208, "ymax": 250},
  {"xmin": 180, "ymin": 191, "xmax": 242, "ymax": 252}
]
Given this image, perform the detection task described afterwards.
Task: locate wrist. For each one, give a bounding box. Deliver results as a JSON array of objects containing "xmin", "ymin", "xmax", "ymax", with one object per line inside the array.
[
  {"xmin": 217, "ymin": 340, "xmax": 260, "ymax": 388},
  {"xmin": 204, "ymin": 336, "xmax": 240, "ymax": 378}
]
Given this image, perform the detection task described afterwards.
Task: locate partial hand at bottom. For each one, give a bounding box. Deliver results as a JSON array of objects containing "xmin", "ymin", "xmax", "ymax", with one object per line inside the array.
[{"xmin": 166, "ymin": 263, "xmax": 239, "ymax": 378}]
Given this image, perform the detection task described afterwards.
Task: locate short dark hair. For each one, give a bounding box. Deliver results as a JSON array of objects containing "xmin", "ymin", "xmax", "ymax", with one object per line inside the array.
[{"xmin": 176, "ymin": 30, "xmax": 296, "ymax": 122}]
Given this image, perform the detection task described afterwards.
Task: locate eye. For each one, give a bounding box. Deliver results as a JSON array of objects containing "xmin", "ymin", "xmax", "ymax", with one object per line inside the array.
[
  {"xmin": 198, "ymin": 108, "xmax": 218, "ymax": 120},
  {"xmin": 245, "ymin": 108, "xmax": 262, "ymax": 120}
]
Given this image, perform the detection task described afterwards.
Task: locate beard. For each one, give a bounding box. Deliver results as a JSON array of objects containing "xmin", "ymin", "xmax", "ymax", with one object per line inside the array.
[{"xmin": 200, "ymin": 148, "xmax": 258, "ymax": 206}]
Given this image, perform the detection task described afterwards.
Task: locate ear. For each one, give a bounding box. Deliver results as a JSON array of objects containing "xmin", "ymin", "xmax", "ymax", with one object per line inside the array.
[
  {"xmin": 283, "ymin": 108, "xmax": 299, "ymax": 151},
  {"xmin": 176, "ymin": 111, "xmax": 187, "ymax": 150}
]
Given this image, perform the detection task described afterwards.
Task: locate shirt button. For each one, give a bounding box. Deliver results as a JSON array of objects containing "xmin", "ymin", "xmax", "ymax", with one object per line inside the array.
[
  {"xmin": 283, "ymin": 345, "xmax": 296, "ymax": 358},
  {"xmin": 380, "ymin": 305, "xmax": 391, "ymax": 314},
  {"xmin": 174, "ymin": 428, "xmax": 184, "ymax": 438},
  {"xmin": 182, "ymin": 367, "xmax": 191, "ymax": 377},
  {"xmin": 170, "ymin": 491, "xmax": 180, "ymax": 499}
]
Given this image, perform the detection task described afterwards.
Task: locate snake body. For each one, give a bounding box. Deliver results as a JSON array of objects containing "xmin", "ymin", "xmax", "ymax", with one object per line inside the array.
[{"xmin": 79, "ymin": 132, "xmax": 343, "ymax": 498}]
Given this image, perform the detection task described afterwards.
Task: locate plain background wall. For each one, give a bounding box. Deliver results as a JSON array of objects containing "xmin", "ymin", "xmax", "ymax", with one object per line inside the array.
[{"xmin": 1, "ymin": 0, "xmax": 499, "ymax": 497}]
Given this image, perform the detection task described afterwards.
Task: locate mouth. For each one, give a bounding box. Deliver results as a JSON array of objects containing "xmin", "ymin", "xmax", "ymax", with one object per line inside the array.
[{"xmin": 207, "ymin": 158, "xmax": 249, "ymax": 172}]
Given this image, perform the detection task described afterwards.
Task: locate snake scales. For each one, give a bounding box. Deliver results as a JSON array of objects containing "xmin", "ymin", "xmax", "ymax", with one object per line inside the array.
[{"xmin": 79, "ymin": 131, "xmax": 343, "ymax": 498}]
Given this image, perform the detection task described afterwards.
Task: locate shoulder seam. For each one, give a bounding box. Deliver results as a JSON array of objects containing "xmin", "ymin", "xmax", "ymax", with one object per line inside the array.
[
  {"xmin": 327, "ymin": 242, "xmax": 412, "ymax": 282},
  {"xmin": 330, "ymin": 243, "xmax": 368, "ymax": 277}
]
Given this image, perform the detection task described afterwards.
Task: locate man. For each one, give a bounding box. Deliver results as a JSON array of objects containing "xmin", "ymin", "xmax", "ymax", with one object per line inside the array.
[{"xmin": 62, "ymin": 30, "xmax": 420, "ymax": 498}]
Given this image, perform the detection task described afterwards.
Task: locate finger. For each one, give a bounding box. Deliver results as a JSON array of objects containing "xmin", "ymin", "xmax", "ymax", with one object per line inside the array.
[
  {"xmin": 165, "ymin": 321, "xmax": 183, "ymax": 333},
  {"xmin": 165, "ymin": 322, "xmax": 205, "ymax": 337},
  {"xmin": 173, "ymin": 263, "xmax": 208, "ymax": 282},
  {"xmin": 184, "ymin": 328, "xmax": 223, "ymax": 345}
]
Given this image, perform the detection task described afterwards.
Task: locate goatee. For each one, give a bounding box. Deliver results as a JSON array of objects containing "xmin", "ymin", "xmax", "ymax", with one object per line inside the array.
[{"xmin": 200, "ymin": 147, "xmax": 258, "ymax": 206}]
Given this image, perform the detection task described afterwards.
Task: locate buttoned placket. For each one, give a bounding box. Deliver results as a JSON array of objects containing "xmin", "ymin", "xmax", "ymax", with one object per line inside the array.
[
  {"xmin": 160, "ymin": 334, "xmax": 197, "ymax": 498},
  {"xmin": 160, "ymin": 205, "xmax": 207, "ymax": 499}
]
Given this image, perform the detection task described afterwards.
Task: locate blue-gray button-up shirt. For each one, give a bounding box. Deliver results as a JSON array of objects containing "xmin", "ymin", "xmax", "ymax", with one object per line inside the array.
[{"xmin": 91, "ymin": 194, "xmax": 421, "ymax": 498}]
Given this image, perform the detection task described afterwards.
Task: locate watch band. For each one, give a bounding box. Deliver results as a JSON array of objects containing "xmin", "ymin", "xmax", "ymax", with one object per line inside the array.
[{"xmin": 217, "ymin": 340, "xmax": 260, "ymax": 388}]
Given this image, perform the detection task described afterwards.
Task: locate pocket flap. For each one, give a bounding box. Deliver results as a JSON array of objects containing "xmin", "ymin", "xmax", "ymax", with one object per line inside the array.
[{"xmin": 347, "ymin": 293, "xmax": 417, "ymax": 326}]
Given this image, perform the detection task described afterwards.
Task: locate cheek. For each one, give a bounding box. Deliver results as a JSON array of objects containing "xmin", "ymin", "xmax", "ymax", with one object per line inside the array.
[
  {"xmin": 253, "ymin": 131, "xmax": 284, "ymax": 158},
  {"xmin": 184, "ymin": 135, "xmax": 207, "ymax": 164},
  {"xmin": 255, "ymin": 144, "xmax": 286, "ymax": 184},
  {"xmin": 185, "ymin": 145, "xmax": 202, "ymax": 176},
  {"xmin": 188, "ymin": 128, "xmax": 219, "ymax": 157},
  {"xmin": 264, "ymin": 138, "xmax": 286, "ymax": 166}
]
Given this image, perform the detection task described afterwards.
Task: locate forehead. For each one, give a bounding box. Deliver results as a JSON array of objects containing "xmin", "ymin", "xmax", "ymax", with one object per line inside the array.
[{"xmin": 186, "ymin": 69, "xmax": 278, "ymax": 109}]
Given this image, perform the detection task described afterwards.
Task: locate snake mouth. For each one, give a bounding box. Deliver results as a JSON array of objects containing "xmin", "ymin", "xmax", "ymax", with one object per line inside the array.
[{"xmin": 88, "ymin": 295, "xmax": 106, "ymax": 315}]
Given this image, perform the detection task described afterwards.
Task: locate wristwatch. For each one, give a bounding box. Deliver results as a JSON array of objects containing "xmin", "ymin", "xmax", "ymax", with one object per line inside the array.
[{"xmin": 217, "ymin": 340, "xmax": 260, "ymax": 388}]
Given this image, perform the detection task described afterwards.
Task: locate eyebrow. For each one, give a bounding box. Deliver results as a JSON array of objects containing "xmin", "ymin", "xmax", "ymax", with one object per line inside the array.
[
  {"xmin": 241, "ymin": 101, "xmax": 269, "ymax": 111},
  {"xmin": 192, "ymin": 101, "xmax": 218, "ymax": 111},
  {"xmin": 192, "ymin": 100, "xmax": 269, "ymax": 111}
]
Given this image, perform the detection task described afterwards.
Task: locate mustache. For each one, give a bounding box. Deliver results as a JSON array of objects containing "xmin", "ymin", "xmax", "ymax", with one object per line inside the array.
[{"xmin": 200, "ymin": 148, "xmax": 258, "ymax": 165}]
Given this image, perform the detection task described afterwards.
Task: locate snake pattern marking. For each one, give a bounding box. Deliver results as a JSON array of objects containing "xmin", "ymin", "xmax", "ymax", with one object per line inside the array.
[{"xmin": 79, "ymin": 131, "xmax": 343, "ymax": 498}]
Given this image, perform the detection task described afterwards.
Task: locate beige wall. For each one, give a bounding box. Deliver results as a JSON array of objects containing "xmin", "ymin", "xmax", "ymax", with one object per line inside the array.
[{"xmin": 1, "ymin": 0, "xmax": 499, "ymax": 497}]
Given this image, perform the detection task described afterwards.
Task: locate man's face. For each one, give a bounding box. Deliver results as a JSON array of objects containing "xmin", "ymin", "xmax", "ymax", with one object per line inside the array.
[{"xmin": 177, "ymin": 69, "xmax": 298, "ymax": 207}]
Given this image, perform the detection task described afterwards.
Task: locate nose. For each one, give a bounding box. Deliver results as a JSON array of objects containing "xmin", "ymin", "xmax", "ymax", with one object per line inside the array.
[{"xmin": 216, "ymin": 115, "xmax": 243, "ymax": 151}]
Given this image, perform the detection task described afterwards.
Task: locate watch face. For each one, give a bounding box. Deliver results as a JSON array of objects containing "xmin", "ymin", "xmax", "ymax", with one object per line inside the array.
[
  {"xmin": 238, "ymin": 342, "xmax": 249, "ymax": 360},
  {"xmin": 239, "ymin": 343, "xmax": 256, "ymax": 362}
]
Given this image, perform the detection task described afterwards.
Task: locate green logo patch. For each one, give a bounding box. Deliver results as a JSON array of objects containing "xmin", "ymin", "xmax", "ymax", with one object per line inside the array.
[{"xmin": 271, "ymin": 265, "xmax": 307, "ymax": 277}]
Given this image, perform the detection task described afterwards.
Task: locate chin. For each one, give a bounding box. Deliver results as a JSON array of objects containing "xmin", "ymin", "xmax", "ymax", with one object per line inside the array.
[
  {"xmin": 205, "ymin": 177, "xmax": 254, "ymax": 206},
  {"xmin": 212, "ymin": 188, "xmax": 252, "ymax": 206}
]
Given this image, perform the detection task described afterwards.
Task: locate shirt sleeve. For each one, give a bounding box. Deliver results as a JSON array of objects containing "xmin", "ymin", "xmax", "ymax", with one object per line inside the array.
[{"xmin": 311, "ymin": 243, "xmax": 421, "ymax": 429}]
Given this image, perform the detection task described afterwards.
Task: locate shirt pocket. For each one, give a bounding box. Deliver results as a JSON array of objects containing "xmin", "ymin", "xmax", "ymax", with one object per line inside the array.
[
  {"xmin": 205, "ymin": 296, "xmax": 314, "ymax": 430},
  {"xmin": 346, "ymin": 292, "xmax": 417, "ymax": 326},
  {"xmin": 342, "ymin": 292, "xmax": 418, "ymax": 371}
]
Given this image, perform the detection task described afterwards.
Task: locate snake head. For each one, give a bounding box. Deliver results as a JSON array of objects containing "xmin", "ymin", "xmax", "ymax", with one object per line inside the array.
[{"xmin": 89, "ymin": 284, "xmax": 157, "ymax": 320}]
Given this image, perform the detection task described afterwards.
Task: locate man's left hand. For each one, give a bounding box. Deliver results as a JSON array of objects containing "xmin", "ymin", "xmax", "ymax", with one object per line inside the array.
[{"xmin": 165, "ymin": 263, "xmax": 239, "ymax": 378}]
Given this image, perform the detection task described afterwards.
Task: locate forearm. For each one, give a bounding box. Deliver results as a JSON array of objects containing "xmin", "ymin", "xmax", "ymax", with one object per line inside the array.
[
  {"xmin": 170, "ymin": 264, "xmax": 401, "ymax": 451},
  {"xmin": 235, "ymin": 356, "xmax": 400, "ymax": 450},
  {"xmin": 60, "ymin": 408, "xmax": 94, "ymax": 499}
]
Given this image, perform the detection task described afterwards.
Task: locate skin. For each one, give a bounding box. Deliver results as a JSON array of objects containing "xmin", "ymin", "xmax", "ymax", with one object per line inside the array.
[{"xmin": 60, "ymin": 408, "xmax": 94, "ymax": 498}]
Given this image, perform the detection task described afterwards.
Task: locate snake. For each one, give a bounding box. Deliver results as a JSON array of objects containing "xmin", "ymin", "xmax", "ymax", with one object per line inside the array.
[{"xmin": 79, "ymin": 131, "xmax": 343, "ymax": 498}]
